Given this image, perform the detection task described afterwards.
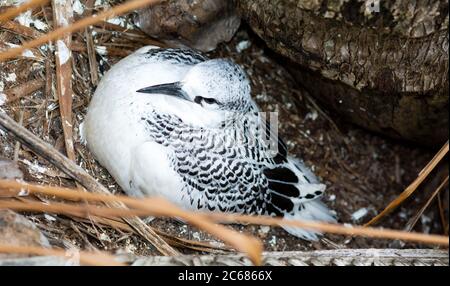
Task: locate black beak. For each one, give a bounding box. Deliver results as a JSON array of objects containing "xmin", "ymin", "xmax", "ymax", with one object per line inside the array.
[{"xmin": 136, "ymin": 82, "xmax": 191, "ymax": 102}]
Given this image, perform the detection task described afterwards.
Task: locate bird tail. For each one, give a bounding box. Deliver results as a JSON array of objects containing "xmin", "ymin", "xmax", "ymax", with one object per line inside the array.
[
  {"xmin": 264, "ymin": 158, "xmax": 336, "ymax": 240},
  {"xmin": 280, "ymin": 200, "xmax": 336, "ymax": 240}
]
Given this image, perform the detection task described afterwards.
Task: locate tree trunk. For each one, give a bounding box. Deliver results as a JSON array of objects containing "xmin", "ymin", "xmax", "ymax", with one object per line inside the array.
[
  {"xmin": 135, "ymin": 0, "xmax": 240, "ymax": 52},
  {"xmin": 237, "ymin": 0, "xmax": 449, "ymax": 147}
]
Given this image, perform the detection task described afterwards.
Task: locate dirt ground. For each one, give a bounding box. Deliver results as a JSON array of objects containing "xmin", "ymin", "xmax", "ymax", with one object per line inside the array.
[{"xmin": 0, "ymin": 9, "xmax": 447, "ymax": 257}]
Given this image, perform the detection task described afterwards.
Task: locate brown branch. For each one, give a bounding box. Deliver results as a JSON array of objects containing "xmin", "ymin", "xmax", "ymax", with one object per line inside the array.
[
  {"xmin": 93, "ymin": 21, "xmax": 147, "ymax": 36},
  {"xmin": 0, "ymin": 0, "xmax": 163, "ymax": 62},
  {"xmin": 72, "ymin": 215, "xmax": 229, "ymax": 253},
  {"xmin": 1, "ymin": 179, "xmax": 448, "ymax": 247},
  {"xmin": 365, "ymin": 141, "xmax": 449, "ymax": 226},
  {"xmin": 202, "ymin": 213, "xmax": 449, "ymax": 247},
  {"xmin": 437, "ymin": 192, "xmax": 448, "ymax": 235},
  {"xmin": 0, "ymin": 199, "xmax": 151, "ymax": 218},
  {"xmin": 0, "ymin": 111, "xmax": 179, "ymax": 257},
  {"xmin": 1, "ymin": 79, "xmax": 45, "ymax": 103},
  {"xmin": 83, "ymin": 0, "xmax": 99, "ymax": 85},
  {"xmin": 0, "ymin": 42, "xmax": 43, "ymax": 61},
  {"xmin": 44, "ymin": 58, "xmax": 53, "ymax": 99},
  {"xmin": 70, "ymin": 42, "xmax": 134, "ymax": 57},
  {"xmin": 0, "ymin": 180, "xmax": 263, "ymax": 265},
  {"xmin": 0, "ymin": 20, "xmax": 44, "ymax": 38},
  {"xmin": 52, "ymin": 0, "xmax": 75, "ymax": 162},
  {"xmin": 405, "ymin": 176, "xmax": 449, "ymax": 232}
]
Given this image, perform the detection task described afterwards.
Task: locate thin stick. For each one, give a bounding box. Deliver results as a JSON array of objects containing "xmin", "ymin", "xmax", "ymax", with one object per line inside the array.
[
  {"xmin": 1, "ymin": 79, "xmax": 45, "ymax": 104},
  {"xmin": 0, "ymin": 111, "xmax": 179, "ymax": 256},
  {"xmin": 404, "ymin": 176, "xmax": 449, "ymax": 232},
  {"xmin": 0, "ymin": 200, "xmax": 151, "ymax": 218},
  {"xmin": 52, "ymin": 0, "xmax": 76, "ymax": 162},
  {"xmin": 84, "ymin": 0, "xmax": 99, "ymax": 85},
  {"xmin": 0, "ymin": 199, "xmax": 263, "ymax": 262},
  {"xmin": 0, "ymin": 0, "xmax": 162, "ymax": 62},
  {"xmin": 437, "ymin": 192, "xmax": 448, "ymax": 235},
  {"xmin": 0, "ymin": 180, "xmax": 263, "ymax": 265},
  {"xmin": 13, "ymin": 110, "xmax": 24, "ymax": 162},
  {"xmin": 0, "ymin": 0, "xmax": 50, "ymax": 24},
  {"xmin": 0, "ymin": 42, "xmax": 43, "ymax": 61},
  {"xmin": 202, "ymin": 213, "xmax": 449, "ymax": 247},
  {"xmin": 1, "ymin": 179, "xmax": 448, "ymax": 247},
  {"xmin": 365, "ymin": 141, "xmax": 449, "ymax": 226},
  {"xmin": 70, "ymin": 42, "xmax": 134, "ymax": 57},
  {"xmin": 73, "ymin": 215, "xmax": 228, "ymax": 252},
  {"xmin": 1, "ymin": 20, "xmax": 44, "ymax": 38},
  {"xmin": 0, "ymin": 244, "xmax": 124, "ymax": 266}
]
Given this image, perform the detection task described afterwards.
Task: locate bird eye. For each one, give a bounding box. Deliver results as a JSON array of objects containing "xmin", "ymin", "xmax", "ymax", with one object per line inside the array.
[
  {"xmin": 194, "ymin": 96, "xmax": 218, "ymax": 105},
  {"xmin": 203, "ymin": 97, "xmax": 217, "ymax": 104}
]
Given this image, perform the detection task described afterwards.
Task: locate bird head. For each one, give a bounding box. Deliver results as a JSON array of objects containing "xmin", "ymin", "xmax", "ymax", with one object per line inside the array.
[{"xmin": 136, "ymin": 59, "xmax": 253, "ymax": 113}]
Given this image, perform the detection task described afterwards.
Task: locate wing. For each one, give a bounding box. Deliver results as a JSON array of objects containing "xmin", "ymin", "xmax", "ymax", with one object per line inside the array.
[{"xmin": 142, "ymin": 111, "xmax": 324, "ymax": 217}]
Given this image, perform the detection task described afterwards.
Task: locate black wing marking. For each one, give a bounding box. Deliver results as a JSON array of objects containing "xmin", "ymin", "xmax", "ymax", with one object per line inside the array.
[
  {"xmin": 141, "ymin": 111, "xmax": 305, "ymax": 217},
  {"xmin": 141, "ymin": 111, "xmax": 273, "ymax": 214},
  {"xmin": 144, "ymin": 48, "xmax": 208, "ymax": 65}
]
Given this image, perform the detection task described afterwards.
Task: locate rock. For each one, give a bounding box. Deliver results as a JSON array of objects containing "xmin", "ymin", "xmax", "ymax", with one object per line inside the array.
[
  {"xmin": 0, "ymin": 158, "xmax": 23, "ymax": 180},
  {"xmin": 237, "ymin": 0, "xmax": 448, "ymax": 147},
  {"xmin": 0, "ymin": 210, "xmax": 80, "ymax": 265},
  {"xmin": 134, "ymin": 0, "xmax": 240, "ymax": 52},
  {"xmin": 0, "ymin": 210, "xmax": 50, "ymax": 259}
]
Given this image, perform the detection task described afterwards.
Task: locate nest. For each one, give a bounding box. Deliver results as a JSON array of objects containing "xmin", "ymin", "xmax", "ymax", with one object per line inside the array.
[{"xmin": 0, "ymin": 0, "xmax": 448, "ymax": 265}]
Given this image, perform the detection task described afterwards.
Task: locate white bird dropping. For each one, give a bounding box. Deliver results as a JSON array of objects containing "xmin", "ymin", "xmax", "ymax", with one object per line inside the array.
[{"xmin": 83, "ymin": 46, "xmax": 336, "ymax": 240}]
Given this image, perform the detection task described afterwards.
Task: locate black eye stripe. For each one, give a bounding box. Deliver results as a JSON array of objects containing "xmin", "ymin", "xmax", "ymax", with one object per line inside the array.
[{"xmin": 194, "ymin": 96, "xmax": 219, "ymax": 105}]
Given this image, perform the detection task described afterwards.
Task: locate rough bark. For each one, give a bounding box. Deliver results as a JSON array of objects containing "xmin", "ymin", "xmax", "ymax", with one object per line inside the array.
[
  {"xmin": 0, "ymin": 210, "xmax": 51, "ymax": 260},
  {"xmin": 130, "ymin": 249, "xmax": 449, "ymax": 266},
  {"xmin": 1, "ymin": 249, "xmax": 446, "ymax": 266},
  {"xmin": 135, "ymin": 0, "xmax": 241, "ymax": 51},
  {"xmin": 237, "ymin": 0, "xmax": 449, "ymax": 146}
]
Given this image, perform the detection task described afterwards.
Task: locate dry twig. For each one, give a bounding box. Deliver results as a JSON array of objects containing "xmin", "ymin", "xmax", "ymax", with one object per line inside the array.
[
  {"xmin": 72, "ymin": 215, "xmax": 229, "ymax": 253},
  {"xmin": 404, "ymin": 177, "xmax": 449, "ymax": 232},
  {"xmin": 365, "ymin": 141, "xmax": 449, "ymax": 226},
  {"xmin": 70, "ymin": 42, "xmax": 134, "ymax": 57},
  {"xmin": 83, "ymin": 0, "xmax": 99, "ymax": 85},
  {"xmin": 0, "ymin": 0, "xmax": 162, "ymax": 62},
  {"xmin": 0, "ymin": 110, "xmax": 179, "ymax": 257},
  {"xmin": 0, "ymin": 179, "xmax": 448, "ymax": 247},
  {"xmin": 1, "ymin": 20, "xmax": 44, "ymax": 38},
  {"xmin": 0, "ymin": 42, "xmax": 43, "ymax": 61},
  {"xmin": 52, "ymin": 0, "xmax": 76, "ymax": 161},
  {"xmin": 0, "ymin": 0, "xmax": 50, "ymax": 24},
  {"xmin": 0, "ymin": 79, "xmax": 45, "ymax": 103},
  {"xmin": 0, "ymin": 179, "xmax": 263, "ymax": 264},
  {"xmin": 437, "ymin": 192, "xmax": 448, "ymax": 235}
]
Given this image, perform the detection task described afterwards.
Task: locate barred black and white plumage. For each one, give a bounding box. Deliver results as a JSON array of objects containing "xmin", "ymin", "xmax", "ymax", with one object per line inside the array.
[
  {"xmin": 144, "ymin": 48, "xmax": 207, "ymax": 65},
  {"xmin": 82, "ymin": 46, "xmax": 336, "ymax": 240}
]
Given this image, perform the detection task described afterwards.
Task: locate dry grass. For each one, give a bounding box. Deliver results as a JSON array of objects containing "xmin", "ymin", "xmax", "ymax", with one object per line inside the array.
[
  {"xmin": 0, "ymin": 0, "xmax": 50, "ymax": 24},
  {"xmin": 1, "ymin": 179, "xmax": 448, "ymax": 246},
  {"xmin": 405, "ymin": 176, "xmax": 449, "ymax": 232},
  {"xmin": 52, "ymin": 0, "xmax": 75, "ymax": 162},
  {"xmin": 365, "ymin": 141, "xmax": 449, "ymax": 226},
  {"xmin": 0, "ymin": 0, "xmax": 162, "ymax": 62}
]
